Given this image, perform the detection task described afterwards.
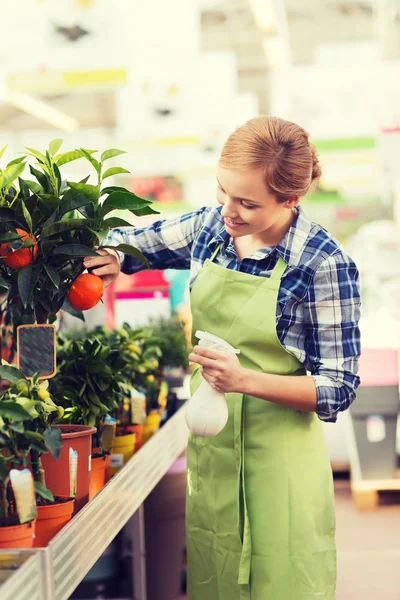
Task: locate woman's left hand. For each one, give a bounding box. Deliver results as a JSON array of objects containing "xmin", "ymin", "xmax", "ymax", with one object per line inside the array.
[{"xmin": 189, "ymin": 346, "xmax": 246, "ymax": 394}]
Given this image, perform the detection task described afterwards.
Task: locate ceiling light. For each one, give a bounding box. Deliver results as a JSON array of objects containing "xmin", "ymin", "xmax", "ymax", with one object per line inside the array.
[
  {"xmin": 248, "ymin": 0, "xmax": 277, "ymax": 31},
  {"xmin": 263, "ymin": 36, "xmax": 289, "ymax": 68},
  {"xmin": 4, "ymin": 90, "xmax": 79, "ymax": 131}
]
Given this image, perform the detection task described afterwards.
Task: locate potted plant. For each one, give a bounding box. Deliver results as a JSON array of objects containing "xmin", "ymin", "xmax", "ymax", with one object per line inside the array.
[
  {"xmin": 0, "ymin": 140, "xmax": 156, "ymax": 355},
  {"xmin": 50, "ymin": 331, "xmax": 129, "ymax": 492},
  {"xmin": 0, "ymin": 363, "xmax": 67, "ymax": 548}
]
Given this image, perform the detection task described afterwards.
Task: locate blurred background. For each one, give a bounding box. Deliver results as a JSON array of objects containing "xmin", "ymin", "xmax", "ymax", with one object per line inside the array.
[{"xmin": 1, "ymin": 1, "xmax": 400, "ymax": 599}]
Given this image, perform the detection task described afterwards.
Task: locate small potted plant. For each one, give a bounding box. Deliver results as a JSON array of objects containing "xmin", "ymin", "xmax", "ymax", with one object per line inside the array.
[
  {"xmin": 0, "ymin": 394, "xmax": 36, "ymax": 548},
  {"xmin": 51, "ymin": 331, "xmax": 129, "ymax": 492},
  {"xmin": 0, "ymin": 140, "xmax": 156, "ymax": 354},
  {"xmin": 0, "ymin": 363, "xmax": 67, "ymax": 547}
]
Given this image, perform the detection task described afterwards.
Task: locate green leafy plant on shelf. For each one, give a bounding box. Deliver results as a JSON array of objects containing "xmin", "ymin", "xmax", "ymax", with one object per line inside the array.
[
  {"xmin": 0, "ymin": 140, "xmax": 157, "ymax": 356},
  {"xmin": 50, "ymin": 333, "xmax": 128, "ymax": 451},
  {"xmin": 0, "ymin": 363, "xmax": 63, "ymax": 522}
]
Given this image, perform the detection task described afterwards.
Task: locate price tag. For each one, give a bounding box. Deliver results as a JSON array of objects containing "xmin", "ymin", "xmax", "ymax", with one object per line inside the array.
[{"xmin": 111, "ymin": 454, "xmax": 124, "ymax": 468}]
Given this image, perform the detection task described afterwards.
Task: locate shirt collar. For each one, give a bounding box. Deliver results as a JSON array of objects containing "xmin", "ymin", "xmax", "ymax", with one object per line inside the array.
[
  {"xmin": 275, "ymin": 205, "xmax": 313, "ymax": 267},
  {"xmin": 207, "ymin": 205, "xmax": 312, "ymax": 267}
]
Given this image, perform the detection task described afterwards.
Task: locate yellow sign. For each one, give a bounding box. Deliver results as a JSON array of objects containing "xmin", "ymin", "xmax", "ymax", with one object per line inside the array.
[{"xmin": 7, "ymin": 68, "xmax": 127, "ymax": 94}]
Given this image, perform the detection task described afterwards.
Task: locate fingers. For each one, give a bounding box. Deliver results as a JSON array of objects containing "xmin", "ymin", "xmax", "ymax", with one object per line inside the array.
[
  {"xmin": 191, "ymin": 345, "xmax": 225, "ymax": 360},
  {"xmin": 189, "ymin": 352, "xmax": 218, "ymax": 369},
  {"xmin": 201, "ymin": 369, "xmax": 220, "ymax": 390},
  {"xmin": 83, "ymin": 249, "xmax": 120, "ymax": 287},
  {"xmin": 83, "ymin": 252, "xmax": 116, "ymax": 268}
]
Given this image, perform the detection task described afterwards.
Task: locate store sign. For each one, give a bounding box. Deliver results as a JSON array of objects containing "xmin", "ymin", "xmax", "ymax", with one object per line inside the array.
[{"xmin": 6, "ymin": 68, "xmax": 127, "ymax": 95}]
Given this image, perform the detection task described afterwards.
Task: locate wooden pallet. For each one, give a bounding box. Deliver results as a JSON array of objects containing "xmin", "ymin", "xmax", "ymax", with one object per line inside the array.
[{"xmin": 351, "ymin": 470, "xmax": 400, "ymax": 510}]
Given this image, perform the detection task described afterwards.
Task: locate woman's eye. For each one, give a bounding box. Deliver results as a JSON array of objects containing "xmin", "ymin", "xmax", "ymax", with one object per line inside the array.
[{"xmin": 241, "ymin": 202, "xmax": 255, "ymax": 210}]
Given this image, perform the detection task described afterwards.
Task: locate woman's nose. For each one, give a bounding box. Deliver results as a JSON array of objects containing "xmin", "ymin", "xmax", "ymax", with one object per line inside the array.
[{"xmin": 220, "ymin": 197, "xmax": 237, "ymax": 218}]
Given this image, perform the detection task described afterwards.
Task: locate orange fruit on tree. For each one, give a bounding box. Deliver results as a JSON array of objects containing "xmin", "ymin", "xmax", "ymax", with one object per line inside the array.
[
  {"xmin": 0, "ymin": 228, "xmax": 38, "ymax": 270},
  {"xmin": 68, "ymin": 273, "xmax": 104, "ymax": 311}
]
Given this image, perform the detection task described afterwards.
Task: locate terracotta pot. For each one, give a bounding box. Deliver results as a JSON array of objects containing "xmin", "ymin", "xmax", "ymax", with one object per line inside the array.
[
  {"xmin": 131, "ymin": 424, "xmax": 144, "ymax": 452},
  {"xmin": 89, "ymin": 455, "xmax": 107, "ymax": 500},
  {"xmin": 110, "ymin": 432, "xmax": 136, "ymax": 476},
  {"xmin": 0, "ymin": 519, "xmax": 36, "ymax": 548},
  {"xmin": 41, "ymin": 425, "xmax": 96, "ymax": 513},
  {"xmin": 34, "ymin": 498, "xmax": 75, "ymax": 547}
]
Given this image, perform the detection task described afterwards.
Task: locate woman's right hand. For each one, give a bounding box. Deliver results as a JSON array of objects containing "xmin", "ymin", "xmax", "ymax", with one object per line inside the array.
[{"xmin": 83, "ymin": 249, "xmax": 121, "ymax": 288}]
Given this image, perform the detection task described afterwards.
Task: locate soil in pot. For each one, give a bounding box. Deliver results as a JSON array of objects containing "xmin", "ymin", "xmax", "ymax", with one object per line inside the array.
[{"xmin": 34, "ymin": 496, "xmax": 75, "ymax": 547}]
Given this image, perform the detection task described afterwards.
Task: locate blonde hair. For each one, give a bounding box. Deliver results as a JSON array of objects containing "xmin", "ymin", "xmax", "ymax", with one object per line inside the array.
[{"xmin": 219, "ymin": 116, "xmax": 321, "ymax": 203}]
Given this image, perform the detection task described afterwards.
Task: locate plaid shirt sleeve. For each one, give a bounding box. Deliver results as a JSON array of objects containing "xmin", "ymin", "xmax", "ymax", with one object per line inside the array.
[
  {"xmin": 303, "ymin": 250, "xmax": 361, "ymax": 422},
  {"xmin": 102, "ymin": 207, "xmax": 212, "ymax": 273}
]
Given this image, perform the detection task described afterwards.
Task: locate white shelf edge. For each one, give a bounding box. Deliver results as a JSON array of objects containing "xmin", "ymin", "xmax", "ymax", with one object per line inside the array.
[
  {"xmin": 48, "ymin": 404, "xmax": 189, "ymax": 600},
  {"xmin": 0, "ymin": 550, "xmax": 47, "ymax": 600}
]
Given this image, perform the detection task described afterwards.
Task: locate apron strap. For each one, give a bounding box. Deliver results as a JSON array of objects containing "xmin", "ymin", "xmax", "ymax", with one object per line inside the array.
[
  {"xmin": 269, "ymin": 255, "xmax": 288, "ymax": 281},
  {"xmin": 210, "ymin": 242, "xmax": 223, "ymax": 263},
  {"xmin": 234, "ymin": 394, "xmax": 252, "ymax": 593}
]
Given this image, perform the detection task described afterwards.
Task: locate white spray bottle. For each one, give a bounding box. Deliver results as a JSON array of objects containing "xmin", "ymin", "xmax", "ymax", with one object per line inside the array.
[{"xmin": 185, "ymin": 330, "xmax": 240, "ymax": 438}]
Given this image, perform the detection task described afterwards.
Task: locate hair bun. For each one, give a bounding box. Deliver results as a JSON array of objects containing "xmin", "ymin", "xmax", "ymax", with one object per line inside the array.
[{"xmin": 310, "ymin": 144, "xmax": 321, "ymax": 181}]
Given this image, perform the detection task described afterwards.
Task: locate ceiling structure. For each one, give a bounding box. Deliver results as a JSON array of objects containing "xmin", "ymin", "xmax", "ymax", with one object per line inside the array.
[
  {"xmin": 1, "ymin": 0, "xmax": 400, "ymax": 130},
  {"xmin": 200, "ymin": 0, "xmax": 400, "ymax": 114}
]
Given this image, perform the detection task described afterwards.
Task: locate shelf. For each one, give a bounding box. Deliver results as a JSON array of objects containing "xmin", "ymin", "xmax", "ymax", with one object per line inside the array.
[
  {"xmin": 0, "ymin": 404, "xmax": 189, "ymax": 600},
  {"xmin": 0, "ymin": 550, "xmax": 47, "ymax": 600}
]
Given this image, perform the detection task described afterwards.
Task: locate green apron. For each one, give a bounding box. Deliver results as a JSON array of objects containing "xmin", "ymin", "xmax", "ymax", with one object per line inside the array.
[{"xmin": 186, "ymin": 245, "xmax": 336, "ymax": 600}]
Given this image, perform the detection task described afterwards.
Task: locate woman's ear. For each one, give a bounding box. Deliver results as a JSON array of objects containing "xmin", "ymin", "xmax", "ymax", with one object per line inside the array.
[{"xmin": 285, "ymin": 196, "xmax": 300, "ymax": 209}]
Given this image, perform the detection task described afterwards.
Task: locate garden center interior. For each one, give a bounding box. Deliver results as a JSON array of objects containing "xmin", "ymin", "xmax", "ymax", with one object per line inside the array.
[{"xmin": 1, "ymin": 1, "xmax": 400, "ymax": 599}]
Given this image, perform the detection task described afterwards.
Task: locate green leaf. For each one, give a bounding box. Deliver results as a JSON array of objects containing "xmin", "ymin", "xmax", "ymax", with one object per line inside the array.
[
  {"xmin": 130, "ymin": 205, "xmax": 160, "ymax": 217},
  {"xmin": 100, "ymin": 191, "xmax": 152, "ymax": 217},
  {"xmin": 25, "ymin": 147, "xmax": 48, "ymax": 165},
  {"xmin": 30, "ymin": 440, "xmax": 49, "ymax": 453},
  {"xmin": 18, "ymin": 264, "xmax": 40, "ymax": 309},
  {"xmin": 43, "ymin": 264, "xmax": 60, "ymax": 289},
  {"xmin": 0, "ymin": 401, "xmax": 32, "ymax": 421},
  {"xmin": 59, "ymin": 189, "xmax": 92, "ymax": 216},
  {"xmin": 0, "ymin": 364, "xmax": 25, "ymax": 383},
  {"xmin": 103, "ymin": 217, "xmax": 133, "ymax": 228},
  {"xmin": 80, "ymin": 149, "xmax": 101, "ymax": 174},
  {"xmin": 9, "ymin": 422, "xmax": 25, "ymax": 433},
  {"xmin": 102, "ymin": 167, "xmax": 130, "ymax": 180},
  {"xmin": 22, "ymin": 179, "xmax": 43, "ymax": 195},
  {"xmin": 67, "ymin": 181, "xmax": 99, "ymax": 203},
  {"xmin": 49, "ymin": 139, "xmax": 64, "ymax": 157},
  {"xmin": 37, "ymin": 194, "xmax": 60, "ymax": 209},
  {"xmin": 21, "ymin": 200, "xmax": 32, "ymax": 232},
  {"xmin": 0, "ymin": 207, "xmax": 21, "ymax": 223},
  {"xmin": 61, "ymin": 297, "xmax": 85, "ymax": 321},
  {"xmin": 43, "ymin": 427, "xmax": 63, "ymax": 460},
  {"xmin": 0, "ymin": 162, "xmax": 26, "ymax": 190},
  {"xmin": 51, "ymin": 243, "xmax": 100, "ymax": 257},
  {"xmin": 29, "ymin": 165, "xmax": 49, "ymax": 190},
  {"xmin": 101, "ymin": 149, "xmax": 126, "ymax": 162},
  {"xmin": 41, "ymin": 218, "xmax": 94, "ymax": 239},
  {"xmin": 34, "ymin": 481, "xmax": 54, "ymax": 502},
  {"xmin": 0, "ymin": 145, "xmax": 7, "ymax": 160},
  {"xmin": 102, "ymin": 244, "xmax": 150, "ymax": 267},
  {"xmin": 55, "ymin": 149, "xmax": 97, "ymax": 167},
  {"xmin": 7, "ymin": 156, "xmax": 26, "ymax": 167},
  {"xmin": 0, "ymin": 232, "xmax": 24, "ymax": 243},
  {"xmin": 53, "ymin": 162, "xmax": 62, "ymax": 194}
]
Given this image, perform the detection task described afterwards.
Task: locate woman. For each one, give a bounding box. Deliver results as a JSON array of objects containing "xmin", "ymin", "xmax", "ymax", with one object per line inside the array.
[{"xmin": 85, "ymin": 116, "xmax": 361, "ymax": 599}]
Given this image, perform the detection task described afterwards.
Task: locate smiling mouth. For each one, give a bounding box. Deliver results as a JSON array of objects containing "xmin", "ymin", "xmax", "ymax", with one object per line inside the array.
[{"xmin": 225, "ymin": 218, "xmax": 246, "ymax": 228}]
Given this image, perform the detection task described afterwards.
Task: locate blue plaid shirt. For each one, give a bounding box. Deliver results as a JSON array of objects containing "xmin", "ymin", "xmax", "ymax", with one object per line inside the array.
[{"xmin": 103, "ymin": 205, "xmax": 361, "ymax": 422}]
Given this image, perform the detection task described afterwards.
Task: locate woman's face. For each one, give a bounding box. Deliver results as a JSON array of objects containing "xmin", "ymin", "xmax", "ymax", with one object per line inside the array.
[{"xmin": 216, "ymin": 167, "xmax": 298, "ymax": 242}]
